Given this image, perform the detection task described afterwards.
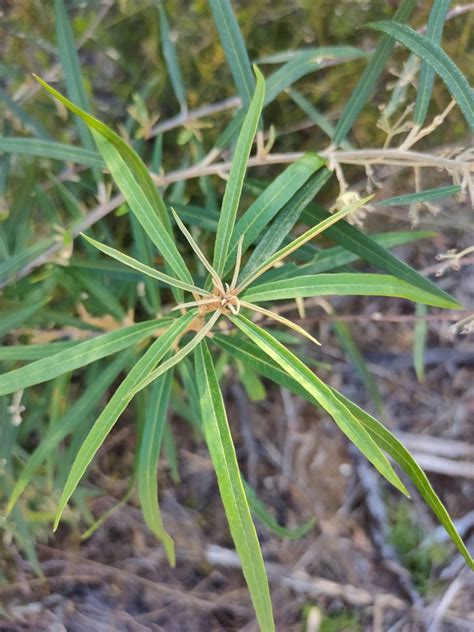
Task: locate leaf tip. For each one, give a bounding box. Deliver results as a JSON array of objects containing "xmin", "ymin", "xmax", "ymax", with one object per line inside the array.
[{"xmin": 252, "ymin": 63, "xmax": 264, "ymax": 84}]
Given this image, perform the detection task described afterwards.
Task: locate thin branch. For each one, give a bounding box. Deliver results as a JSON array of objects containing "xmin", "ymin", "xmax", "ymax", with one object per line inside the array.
[{"xmin": 2, "ymin": 143, "xmax": 471, "ymax": 289}]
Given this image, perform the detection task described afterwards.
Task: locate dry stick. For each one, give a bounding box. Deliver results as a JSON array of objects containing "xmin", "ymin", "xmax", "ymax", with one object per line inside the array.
[
  {"xmin": 4, "ymin": 145, "xmax": 470, "ymax": 291},
  {"xmin": 205, "ymin": 544, "xmax": 407, "ymax": 609},
  {"xmin": 154, "ymin": 149, "xmax": 472, "ymax": 187},
  {"xmin": 29, "ymin": 544, "xmax": 219, "ymax": 610}
]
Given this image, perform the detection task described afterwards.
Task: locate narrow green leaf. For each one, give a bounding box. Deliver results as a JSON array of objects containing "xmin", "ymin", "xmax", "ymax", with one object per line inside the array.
[
  {"xmin": 54, "ymin": 0, "xmax": 95, "ymax": 151},
  {"xmin": 0, "ymin": 340, "xmax": 77, "ymax": 361},
  {"xmin": 241, "ymin": 168, "xmax": 332, "ymax": 280},
  {"xmin": 213, "ymin": 67, "xmax": 265, "ymax": 276},
  {"xmin": 414, "ymin": 0, "xmax": 451, "ymax": 126},
  {"xmin": 81, "ymin": 486, "xmax": 134, "ymax": 540},
  {"xmin": 93, "ymin": 132, "xmax": 192, "ymax": 284},
  {"xmin": 214, "ymin": 333, "xmax": 473, "ymax": 569},
  {"xmin": 264, "ymin": 56, "xmax": 321, "ymax": 104},
  {"xmin": 0, "ymin": 300, "xmax": 46, "ymax": 339},
  {"xmin": 82, "ymin": 233, "xmax": 206, "ymax": 296},
  {"xmin": 413, "ymin": 303, "xmax": 428, "ymax": 382},
  {"xmin": 263, "ymin": 230, "xmax": 437, "ymax": 281},
  {"xmin": 130, "ymin": 214, "xmax": 161, "ymax": 314},
  {"xmin": 300, "ymin": 204, "xmax": 462, "ymax": 310},
  {"xmin": 73, "ymin": 269, "xmax": 125, "ymax": 322},
  {"xmin": 54, "ymin": 311, "xmax": 196, "ymax": 529},
  {"xmin": 138, "ymin": 370, "xmax": 175, "ymax": 564},
  {"xmin": 0, "ymin": 318, "xmax": 171, "ymax": 397},
  {"xmin": 195, "ymin": 340, "xmax": 275, "ymax": 631},
  {"xmin": 127, "ymin": 311, "xmax": 221, "ymax": 398},
  {"xmin": 287, "ymin": 88, "xmax": 352, "ymax": 149},
  {"xmin": 334, "ymin": 392, "xmax": 474, "ymax": 570},
  {"xmin": 225, "ymin": 153, "xmax": 326, "ymax": 276},
  {"xmin": 256, "ymin": 46, "xmax": 368, "ymax": 65},
  {"xmin": 0, "ymin": 87, "xmax": 52, "ymax": 140},
  {"xmin": 34, "ymin": 76, "xmax": 191, "ymax": 285},
  {"xmin": 374, "ymin": 185, "xmax": 462, "ymax": 207},
  {"xmin": 242, "ymin": 272, "xmax": 461, "ymax": 310},
  {"xmin": 0, "ymin": 238, "xmax": 51, "ymax": 289},
  {"xmin": 244, "ymin": 481, "xmax": 315, "ymax": 540},
  {"xmin": 367, "ymin": 21, "xmax": 473, "ymax": 129},
  {"xmin": 230, "ymin": 316, "xmax": 409, "ymax": 496},
  {"xmin": 237, "ymin": 362, "xmax": 266, "ymax": 402},
  {"xmin": 158, "ymin": 4, "xmax": 187, "ymax": 113},
  {"xmin": 332, "ymin": 320, "xmax": 383, "ymax": 413},
  {"xmin": 7, "ymin": 352, "xmax": 131, "ymax": 513},
  {"xmin": 238, "ymin": 195, "xmax": 373, "ymax": 291},
  {"xmin": 209, "ymin": 0, "xmax": 255, "ymax": 107},
  {"xmin": 332, "ymin": 0, "xmax": 416, "ymax": 146},
  {"xmin": 163, "ymin": 423, "xmax": 180, "ymax": 483},
  {"xmin": 0, "ymin": 138, "xmax": 103, "ymax": 167}
]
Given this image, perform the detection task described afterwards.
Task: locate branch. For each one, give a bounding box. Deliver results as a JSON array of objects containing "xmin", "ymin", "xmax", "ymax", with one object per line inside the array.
[{"xmin": 2, "ymin": 146, "xmax": 471, "ymax": 289}]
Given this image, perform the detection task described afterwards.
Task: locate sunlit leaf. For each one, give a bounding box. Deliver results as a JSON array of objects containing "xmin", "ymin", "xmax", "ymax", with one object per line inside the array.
[
  {"xmin": 54, "ymin": 311, "xmax": 196, "ymax": 529},
  {"xmin": 230, "ymin": 315, "xmax": 408, "ymax": 496},
  {"xmin": 195, "ymin": 340, "xmax": 275, "ymax": 631},
  {"xmin": 367, "ymin": 21, "xmax": 473, "ymax": 129}
]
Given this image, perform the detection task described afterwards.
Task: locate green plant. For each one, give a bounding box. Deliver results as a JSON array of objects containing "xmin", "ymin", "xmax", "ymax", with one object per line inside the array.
[{"xmin": 1, "ymin": 1, "xmax": 472, "ymax": 629}]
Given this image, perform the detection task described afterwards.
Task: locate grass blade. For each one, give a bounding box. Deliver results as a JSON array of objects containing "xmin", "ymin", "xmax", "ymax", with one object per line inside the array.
[
  {"xmin": 264, "ymin": 56, "xmax": 321, "ymax": 104},
  {"xmin": 209, "ymin": 0, "xmax": 255, "ymax": 107},
  {"xmin": 263, "ymin": 230, "xmax": 436, "ymax": 281},
  {"xmin": 241, "ymin": 169, "xmax": 332, "ymax": 280},
  {"xmin": 300, "ymin": 204, "xmax": 462, "ymax": 310},
  {"xmin": 367, "ymin": 21, "xmax": 473, "ymax": 129},
  {"xmin": 127, "ymin": 311, "xmax": 221, "ymax": 398},
  {"xmin": 194, "ymin": 340, "xmax": 275, "ymax": 631},
  {"xmin": 0, "ymin": 300, "xmax": 46, "ymax": 339},
  {"xmin": 225, "ymin": 153, "xmax": 326, "ymax": 276},
  {"xmin": 332, "ymin": 320, "xmax": 383, "ymax": 413},
  {"xmin": 213, "ymin": 67, "xmax": 265, "ymax": 276},
  {"xmin": 54, "ymin": 311, "xmax": 196, "ymax": 529},
  {"xmin": 230, "ymin": 315, "xmax": 408, "ymax": 496},
  {"xmin": 244, "ymin": 481, "xmax": 315, "ymax": 540},
  {"xmin": 287, "ymin": 89, "xmax": 353, "ymax": 149},
  {"xmin": 332, "ymin": 0, "xmax": 416, "ymax": 146},
  {"xmin": 7, "ymin": 352, "xmax": 131, "ymax": 513},
  {"xmin": 242, "ymin": 272, "xmax": 461, "ymax": 310},
  {"xmin": 238, "ymin": 195, "xmax": 373, "ymax": 291},
  {"xmin": 82, "ymin": 233, "xmax": 207, "ymax": 296},
  {"xmin": 413, "ymin": 303, "xmax": 428, "ymax": 382},
  {"xmin": 138, "ymin": 370, "xmax": 175, "ymax": 564},
  {"xmin": 54, "ymin": 0, "xmax": 95, "ymax": 151},
  {"xmin": 0, "ymin": 137, "xmax": 103, "ymax": 167},
  {"xmin": 34, "ymin": 76, "xmax": 191, "ymax": 284},
  {"xmin": 414, "ymin": 0, "xmax": 451, "ymax": 126},
  {"xmin": 256, "ymin": 46, "xmax": 368, "ymax": 65},
  {"xmin": 0, "ymin": 318, "xmax": 171, "ymax": 397},
  {"xmin": 158, "ymin": 4, "xmax": 187, "ymax": 113},
  {"xmin": 374, "ymin": 185, "xmax": 462, "ymax": 207}
]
